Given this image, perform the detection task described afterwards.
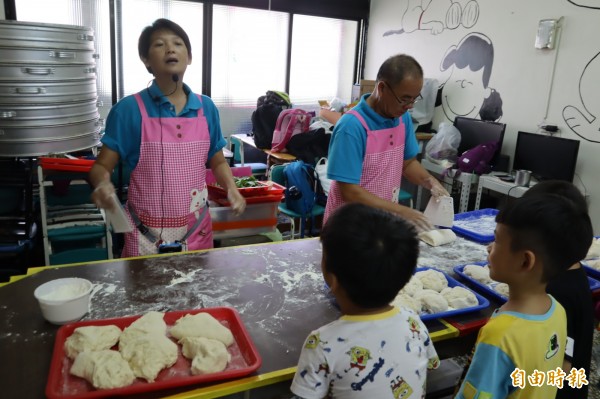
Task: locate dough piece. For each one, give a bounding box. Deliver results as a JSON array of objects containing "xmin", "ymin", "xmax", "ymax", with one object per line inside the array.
[
  {"xmin": 180, "ymin": 336, "xmax": 231, "ymax": 375},
  {"xmin": 170, "ymin": 313, "xmax": 234, "ymax": 346},
  {"xmin": 463, "ymin": 264, "xmax": 492, "ymax": 284},
  {"xmin": 585, "ymin": 258, "xmax": 600, "ymax": 271},
  {"xmin": 391, "ymin": 293, "xmax": 422, "ymax": 314},
  {"xmin": 119, "ymin": 333, "xmax": 178, "ymax": 382},
  {"xmin": 586, "ymin": 237, "xmax": 600, "ymax": 259},
  {"xmin": 399, "ymin": 277, "xmax": 423, "ymax": 296},
  {"xmin": 415, "ymin": 290, "xmax": 448, "ymax": 314},
  {"xmin": 418, "ymin": 229, "xmax": 457, "ymax": 247},
  {"xmin": 493, "ymin": 282, "xmax": 510, "ymax": 297},
  {"xmin": 440, "ymin": 286, "xmax": 478, "ymax": 309},
  {"xmin": 415, "ymin": 269, "xmax": 448, "ymax": 292},
  {"xmin": 70, "ymin": 350, "xmax": 135, "ymax": 389},
  {"xmin": 119, "ymin": 311, "xmax": 167, "ymax": 349},
  {"xmin": 64, "ymin": 325, "xmax": 122, "ymax": 359}
]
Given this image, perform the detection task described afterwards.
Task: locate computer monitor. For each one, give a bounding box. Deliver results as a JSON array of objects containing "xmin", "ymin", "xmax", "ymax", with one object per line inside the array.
[
  {"xmin": 512, "ymin": 131, "xmax": 580, "ymax": 182},
  {"xmin": 454, "ymin": 117, "xmax": 506, "ymax": 167}
]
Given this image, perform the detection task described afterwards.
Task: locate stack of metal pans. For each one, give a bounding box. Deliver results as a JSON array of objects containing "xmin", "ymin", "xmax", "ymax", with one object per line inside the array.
[{"xmin": 0, "ymin": 20, "xmax": 101, "ymax": 157}]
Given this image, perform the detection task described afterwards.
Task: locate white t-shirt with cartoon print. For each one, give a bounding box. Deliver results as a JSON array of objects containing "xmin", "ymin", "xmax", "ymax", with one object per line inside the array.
[{"xmin": 291, "ymin": 307, "xmax": 440, "ymax": 399}]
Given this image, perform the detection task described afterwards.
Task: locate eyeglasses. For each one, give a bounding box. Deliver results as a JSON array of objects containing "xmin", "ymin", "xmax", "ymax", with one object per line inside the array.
[{"xmin": 383, "ymin": 81, "xmax": 422, "ymax": 107}]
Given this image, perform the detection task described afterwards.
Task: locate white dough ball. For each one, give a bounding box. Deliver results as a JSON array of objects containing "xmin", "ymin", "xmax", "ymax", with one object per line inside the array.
[
  {"xmin": 414, "ymin": 269, "xmax": 448, "ymax": 292},
  {"xmin": 70, "ymin": 350, "xmax": 135, "ymax": 389},
  {"xmin": 440, "ymin": 286, "xmax": 478, "ymax": 309},
  {"xmin": 170, "ymin": 313, "xmax": 234, "ymax": 346},
  {"xmin": 399, "ymin": 277, "xmax": 423, "ymax": 296},
  {"xmin": 585, "ymin": 259, "xmax": 600, "ymax": 271},
  {"xmin": 180, "ymin": 336, "xmax": 231, "ymax": 375},
  {"xmin": 463, "ymin": 264, "xmax": 492, "ymax": 284},
  {"xmin": 417, "ymin": 291, "xmax": 448, "ymax": 314},
  {"xmin": 119, "ymin": 333, "xmax": 178, "ymax": 382},
  {"xmin": 391, "ymin": 293, "xmax": 422, "ymax": 314},
  {"xmin": 494, "ymin": 283, "xmax": 510, "ymax": 298},
  {"xmin": 64, "ymin": 325, "xmax": 122, "ymax": 359}
]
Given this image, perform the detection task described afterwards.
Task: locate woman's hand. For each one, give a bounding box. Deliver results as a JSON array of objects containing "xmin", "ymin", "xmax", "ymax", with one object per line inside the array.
[
  {"xmin": 91, "ymin": 178, "xmax": 116, "ymax": 210},
  {"xmin": 227, "ymin": 189, "xmax": 246, "ymax": 216}
]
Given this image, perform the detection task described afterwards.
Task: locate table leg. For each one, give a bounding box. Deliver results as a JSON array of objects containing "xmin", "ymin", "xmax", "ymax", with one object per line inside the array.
[
  {"xmin": 459, "ymin": 180, "xmax": 470, "ymax": 213},
  {"xmin": 474, "ymin": 182, "xmax": 483, "ymax": 210}
]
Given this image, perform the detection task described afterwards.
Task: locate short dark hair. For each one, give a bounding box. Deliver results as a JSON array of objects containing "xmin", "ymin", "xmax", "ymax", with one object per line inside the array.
[
  {"xmin": 523, "ymin": 180, "xmax": 588, "ymax": 214},
  {"xmin": 138, "ymin": 19, "xmax": 192, "ymax": 73},
  {"xmin": 376, "ymin": 54, "xmax": 423, "ymax": 86},
  {"xmin": 320, "ymin": 203, "xmax": 419, "ymax": 309},
  {"xmin": 496, "ymin": 193, "xmax": 593, "ymax": 282}
]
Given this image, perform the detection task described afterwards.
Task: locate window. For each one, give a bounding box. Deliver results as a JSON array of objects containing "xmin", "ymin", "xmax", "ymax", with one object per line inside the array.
[
  {"xmin": 211, "ymin": 5, "xmax": 289, "ymax": 135},
  {"xmin": 290, "ymin": 15, "xmax": 357, "ymax": 109}
]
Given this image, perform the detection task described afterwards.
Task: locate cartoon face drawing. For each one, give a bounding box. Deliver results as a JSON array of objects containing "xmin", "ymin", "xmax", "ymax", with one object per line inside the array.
[
  {"xmin": 390, "ymin": 375, "xmax": 414, "ymax": 398},
  {"xmin": 563, "ymin": 51, "xmax": 600, "ymax": 143},
  {"xmin": 189, "ymin": 187, "xmax": 207, "ymax": 216},
  {"xmin": 305, "ymin": 333, "xmax": 322, "ymax": 349},
  {"xmin": 439, "ymin": 33, "xmax": 503, "ymax": 122},
  {"xmin": 345, "ymin": 346, "xmax": 372, "ymax": 375}
]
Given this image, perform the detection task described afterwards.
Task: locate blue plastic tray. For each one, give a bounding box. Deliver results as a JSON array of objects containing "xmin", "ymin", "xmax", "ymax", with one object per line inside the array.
[
  {"xmin": 455, "ymin": 262, "xmax": 600, "ymax": 303},
  {"xmin": 414, "ymin": 267, "xmax": 490, "ymax": 321},
  {"xmin": 324, "ymin": 268, "xmax": 490, "ymax": 321},
  {"xmin": 452, "ymin": 208, "xmax": 499, "ymax": 244}
]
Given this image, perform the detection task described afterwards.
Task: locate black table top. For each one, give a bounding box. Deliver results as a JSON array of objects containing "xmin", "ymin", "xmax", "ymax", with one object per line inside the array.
[{"xmin": 0, "ymin": 237, "xmax": 490, "ymax": 398}]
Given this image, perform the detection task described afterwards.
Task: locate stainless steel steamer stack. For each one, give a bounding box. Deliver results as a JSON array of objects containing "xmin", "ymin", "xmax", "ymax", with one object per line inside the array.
[{"xmin": 0, "ymin": 20, "xmax": 101, "ymax": 157}]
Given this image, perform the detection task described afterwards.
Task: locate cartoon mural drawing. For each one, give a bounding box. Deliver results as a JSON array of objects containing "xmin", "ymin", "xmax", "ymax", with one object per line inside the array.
[
  {"xmin": 438, "ymin": 32, "xmax": 503, "ymax": 122},
  {"xmin": 383, "ymin": 0, "xmax": 480, "ymax": 36},
  {"xmin": 567, "ymin": 0, "xmax": 600, "ymax": 9},
  {"xmin": 563, "ymin": 51, "xmax": 600, "ymax": 143}
]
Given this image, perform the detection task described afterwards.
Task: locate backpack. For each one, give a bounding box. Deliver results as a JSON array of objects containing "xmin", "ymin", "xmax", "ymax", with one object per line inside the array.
[
  {"xmin": 270, "ymin": 109, "xmax": 312, "ymax": 152},
  {"xmin": 457, "ymin": 141, "xmax": 499, "ymax": 175},
  {"xmin": 251, "ymin": 91, "xmax": 291, "ymax": 149},
  {"xmin": 284, "ymin": 160, "xmax": 325, "ymax": 236},
  {"xmin": 285, "ymin": 128, "xmax": 331, "ymax": 166}
]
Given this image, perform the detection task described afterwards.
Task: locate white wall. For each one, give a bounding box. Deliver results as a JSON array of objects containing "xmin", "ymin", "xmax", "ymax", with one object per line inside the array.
[{"xmin": 367, "ymin": 0, "xmax": 600, "ymax": 233}]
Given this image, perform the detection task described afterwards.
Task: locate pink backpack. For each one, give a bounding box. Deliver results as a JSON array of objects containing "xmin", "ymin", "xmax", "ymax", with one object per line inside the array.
[{"xmin": 271, "ymin": 109, "xmax": 311, "ymax": 152}]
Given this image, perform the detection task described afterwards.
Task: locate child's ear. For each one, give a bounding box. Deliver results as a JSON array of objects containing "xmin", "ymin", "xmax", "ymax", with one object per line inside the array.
[
  {"xmin": 328, "ymin": 273, "xmax": 341, "ymax": 294},
  {"xmin": 521, "ymin": 250, "xmax": 537, "ymax": 272}
]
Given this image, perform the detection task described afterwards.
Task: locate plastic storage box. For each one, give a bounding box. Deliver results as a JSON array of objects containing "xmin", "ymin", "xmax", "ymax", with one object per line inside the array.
[
  {"xmin": 210, "ymin": 201, "xmax": 279, "ymax": 239},
  {"xmin": 452, "ymin": 208, "xmax": 499, "ymax": 243}
]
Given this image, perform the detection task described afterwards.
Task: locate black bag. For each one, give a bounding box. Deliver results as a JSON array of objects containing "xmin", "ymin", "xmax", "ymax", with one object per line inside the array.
[
  {"xmin": 251, "ymin": 91, "xmax": 291, "ymax": 149},
  {"xmin": 285, "ymin": 128, "xmax": 331, "ymax": 166}
]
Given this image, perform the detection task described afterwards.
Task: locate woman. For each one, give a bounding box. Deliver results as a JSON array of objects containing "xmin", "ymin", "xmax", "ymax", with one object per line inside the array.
[{"xmin": 90, "ymin": 19, "xmax": 245, "ymax": 257}]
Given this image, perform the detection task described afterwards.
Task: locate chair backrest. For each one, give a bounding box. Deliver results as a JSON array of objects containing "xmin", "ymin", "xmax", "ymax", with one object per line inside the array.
[{"xmin": 268, "ymin": 164, "xmax": 286, "ymax": 186}]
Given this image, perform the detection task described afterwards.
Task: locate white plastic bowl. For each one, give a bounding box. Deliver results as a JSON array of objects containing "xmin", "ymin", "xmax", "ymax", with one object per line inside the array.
[{"xmin": 34, "ymin": 278, "xmax": 93, "ymax": 325}]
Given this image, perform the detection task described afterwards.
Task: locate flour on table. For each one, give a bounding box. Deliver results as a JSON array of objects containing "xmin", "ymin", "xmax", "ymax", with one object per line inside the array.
[
  {"xmin": 170, "ymin": 313, "xmax": 234, "ymax": 346},
  {"xmin": 70, "ymin": 350, "xmax": 135, "ymax": 389},
  {"xmin": 180, "ymin": 336, "xmax": 231, "ymax": 375},
  {"xmin": 64, "ymin": 325, "xmax": 122, "ymax": 359}
]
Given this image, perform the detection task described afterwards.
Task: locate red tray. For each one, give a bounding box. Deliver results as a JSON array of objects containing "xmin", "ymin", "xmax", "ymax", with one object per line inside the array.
[
  {"xmin": 46, "ymin": 307, "xmax": 262, "ymax": 399},
  {"xmin": 208, "ymin": 181, "xmax": 285, "ymax": 199},
  {"xmin": 40, "ymin": 157, "xmax": 95, "ymax": 173}
]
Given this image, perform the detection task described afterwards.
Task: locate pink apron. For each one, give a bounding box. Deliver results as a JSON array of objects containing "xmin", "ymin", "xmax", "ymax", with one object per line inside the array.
[
  {"xmin": 324, "ymin": 110, "xmax": 406, "ymax": 223},
  {"xmin": 122, "ymin": 93, "xmax": 212, "ymax": 257}
]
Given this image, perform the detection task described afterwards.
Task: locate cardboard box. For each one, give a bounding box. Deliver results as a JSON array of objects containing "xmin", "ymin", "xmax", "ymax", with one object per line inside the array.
[{"xmin": 352, "ymin": 79, "xmax": 376, "ymax": 102}]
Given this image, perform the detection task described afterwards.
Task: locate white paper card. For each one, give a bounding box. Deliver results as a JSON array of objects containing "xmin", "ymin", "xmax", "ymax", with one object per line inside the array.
[
  {"xmin": 105, "ymin": 194, "xmax": 133, "ymax": 233},
  {"xmin": 424, "ymin": 196, "xmax": 454, "ymax": 228}
]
